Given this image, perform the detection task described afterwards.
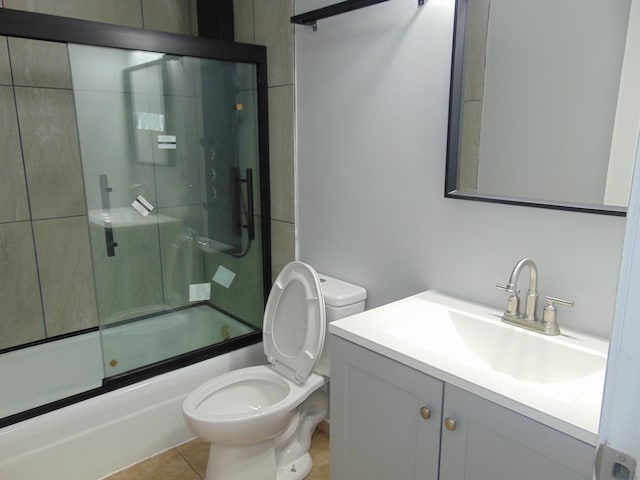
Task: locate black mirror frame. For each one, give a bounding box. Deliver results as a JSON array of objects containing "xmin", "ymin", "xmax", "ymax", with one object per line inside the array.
[{"xmin": 444, "ymin": 0, "xmax": 626, "ymax": 217}]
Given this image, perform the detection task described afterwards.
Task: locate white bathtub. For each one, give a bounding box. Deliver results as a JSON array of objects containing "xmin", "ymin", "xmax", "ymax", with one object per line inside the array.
[
  {"xmin": 0, "ymin": 342, "xmax": 265, "ymax": 479},
  {"xmin": 0, "ymin": 305, "xmax": 256, "ymax": 419}
]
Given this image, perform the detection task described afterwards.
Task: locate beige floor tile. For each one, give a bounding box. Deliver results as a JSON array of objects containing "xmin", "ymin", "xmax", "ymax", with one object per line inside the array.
[
  {"xmin": 111, "ymin": 428, "xmax": 330, "ymax": 480},
  {"xmin": 308, "ymin": 429, "xmax": 330, "ymax": 480},
  {"xmin": 177, "ymin": 438, "xmax": 209, "ymax": 479},
  {"xmin": 105, "ymin": 449, "xmax": 201, "ymax": 480}
]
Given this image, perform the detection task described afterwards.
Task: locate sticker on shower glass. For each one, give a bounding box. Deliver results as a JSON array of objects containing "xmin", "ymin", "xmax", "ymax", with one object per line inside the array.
[
  {"xmin": 212, "ymin": 266, "xmax": 236, "ymax": 289},
  {"xmin": 189, "ymin": 283, "xmax": 211, "ymax": 302},
  {"xmin": 131, "ymin": 195, "xmax": 154, "ymax": 216},
  {"xmin": 158, "ymin": 134, "xmax": 177, "ymax": 149}
]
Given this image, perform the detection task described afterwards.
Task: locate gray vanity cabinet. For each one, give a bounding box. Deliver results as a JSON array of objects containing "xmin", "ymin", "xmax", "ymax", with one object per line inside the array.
[
  {"xmin": 440, "ymin": 383, "xmax": 593, "ymax": 480},
  {"xmin": 331, "ymin": 336, "xmax": 595, "ymax": 480},
  {"xmin": 330, "ymin": 336, "xmax": 443, "ymax": 480}
]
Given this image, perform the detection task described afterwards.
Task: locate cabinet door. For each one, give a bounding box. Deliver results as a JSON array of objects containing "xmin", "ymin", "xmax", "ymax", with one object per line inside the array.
[
  {"xmin": 330, "ymin": 336, "xmax": 443, "ymax": 480},
  {"xmin": 440, "ymin": 384, "xmax": 594, "ymax": 480}
]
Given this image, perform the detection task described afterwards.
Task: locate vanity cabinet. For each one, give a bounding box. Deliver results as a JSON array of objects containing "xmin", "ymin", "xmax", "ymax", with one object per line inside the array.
[
  {"xmin": 330, "ymin": 336, "xmax": 443, "ymax": 479},
  {"xmin": 330, "ymin": 337, "xmax": 594, "ymax": 480},
  {"xmin": 440, "ymin": 383, "xmax": 593, "ymax": 480}
]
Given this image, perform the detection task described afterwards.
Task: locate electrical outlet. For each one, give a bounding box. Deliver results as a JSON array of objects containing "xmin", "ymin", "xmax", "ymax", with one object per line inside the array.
[{"xmin": 596, "ymin": 444, "xmax": 636, "ymax": 480}]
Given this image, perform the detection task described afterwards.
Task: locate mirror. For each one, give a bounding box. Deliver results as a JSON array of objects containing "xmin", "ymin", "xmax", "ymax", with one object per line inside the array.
[{"xmin": 446, "ymin": 0, "xmax": 633, "ymax": 215}]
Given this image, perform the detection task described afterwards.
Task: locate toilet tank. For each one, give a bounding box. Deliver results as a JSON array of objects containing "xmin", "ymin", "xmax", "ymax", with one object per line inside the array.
[{"xmin": 314, "ymin": 273, "xmax": 367, "ymax": 377}]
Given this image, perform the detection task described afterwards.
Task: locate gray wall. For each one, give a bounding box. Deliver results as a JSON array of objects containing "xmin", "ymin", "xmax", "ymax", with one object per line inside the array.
[{"xmin": 295, "ymin": 0, "xmax": 626, "ymax": 339}]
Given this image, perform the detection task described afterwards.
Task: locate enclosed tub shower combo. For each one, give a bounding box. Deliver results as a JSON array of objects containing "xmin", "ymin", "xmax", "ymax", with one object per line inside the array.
[{"xmin": 0, "ymin": 8, "xmax": 271, "ymax": 478}]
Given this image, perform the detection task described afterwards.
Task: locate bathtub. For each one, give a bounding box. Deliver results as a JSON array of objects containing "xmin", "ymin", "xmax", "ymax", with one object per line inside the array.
[
  {"xmin": 0, "ymin": 342, "xmax": 265, "ymax": 479},
  {"xmin": 1, "ymin": 304, "xmax": 257, "ymax": 419}
]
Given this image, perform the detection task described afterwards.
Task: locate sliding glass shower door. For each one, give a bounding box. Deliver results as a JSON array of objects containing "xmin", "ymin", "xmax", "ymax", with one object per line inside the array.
[{"xmin": 69, "ymin": 44, "xmax": 266, "ymax": 380}]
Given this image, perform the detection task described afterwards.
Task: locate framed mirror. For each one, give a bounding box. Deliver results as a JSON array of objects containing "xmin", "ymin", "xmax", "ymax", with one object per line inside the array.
[{"xmin": 446, "ymin": 0, "xmax": 633, "ymax": 216}]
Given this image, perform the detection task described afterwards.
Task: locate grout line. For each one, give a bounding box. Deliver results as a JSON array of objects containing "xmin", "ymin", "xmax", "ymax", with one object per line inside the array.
[{"xmin": 175, "ymin": 440, "xmax": 206, "ymax": 480}]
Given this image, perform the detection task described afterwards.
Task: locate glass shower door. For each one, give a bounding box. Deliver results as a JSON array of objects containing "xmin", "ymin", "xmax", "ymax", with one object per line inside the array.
[{"xmin": 69, "ymin": 44, "xmax": 266, "ymax": 380}]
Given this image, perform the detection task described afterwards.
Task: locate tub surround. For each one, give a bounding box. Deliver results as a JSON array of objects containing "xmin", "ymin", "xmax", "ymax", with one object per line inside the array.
[{"xmin": 0, "ymin": 344, "xmax": 264, "ymax": 480}]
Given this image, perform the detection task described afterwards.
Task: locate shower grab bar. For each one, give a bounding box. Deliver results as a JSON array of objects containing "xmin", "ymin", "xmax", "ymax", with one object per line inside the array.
[
  {"xmin": 99, "ymin": 174, "xmax": 118, "ymax": 257},
  {"xmin": 291, "ymin": 0, "xmax": 424, "ymax": 31}
]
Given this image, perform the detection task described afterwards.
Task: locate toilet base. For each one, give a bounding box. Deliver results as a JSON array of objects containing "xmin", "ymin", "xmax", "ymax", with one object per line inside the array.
[
  {"xmin": 205, "ymin": 441, "xmax": 276, "ymax": 480},
  {"xmin": 203, "ymin": 443, "xmax": 312, "ymax": 480},
  {"xmin": 276, "ymin": 452, "xmax": 312, "ymax": 480}
]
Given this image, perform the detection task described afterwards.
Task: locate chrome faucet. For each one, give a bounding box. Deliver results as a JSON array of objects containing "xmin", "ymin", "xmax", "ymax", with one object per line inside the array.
[{"xmin": 496, "ymin": 258, "xmax": 573, "ymax": 335}]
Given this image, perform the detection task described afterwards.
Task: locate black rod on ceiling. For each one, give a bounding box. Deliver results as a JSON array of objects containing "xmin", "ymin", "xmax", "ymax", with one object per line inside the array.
[{"xmin": 291, "ymin": 0, "xmax": 424, "ymax": 31}]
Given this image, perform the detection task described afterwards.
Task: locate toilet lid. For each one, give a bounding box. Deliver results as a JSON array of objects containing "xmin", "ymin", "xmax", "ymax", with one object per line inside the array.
[{"xmin": 263, "ymin": 261, "xmax": 325, "ymax": 385}]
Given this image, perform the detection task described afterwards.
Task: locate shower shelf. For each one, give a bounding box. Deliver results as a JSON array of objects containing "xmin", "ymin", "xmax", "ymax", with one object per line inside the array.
[{"xmin": 291, "ymin": 0, "xmax": 424, "ymax": 31}]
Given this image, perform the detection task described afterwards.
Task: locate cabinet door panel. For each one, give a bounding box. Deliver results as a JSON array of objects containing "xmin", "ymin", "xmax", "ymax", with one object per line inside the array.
[
  {"xmin": 331, "ymin": 337, "xmax": 443, "ymax": 480},
  {"xmin": 440, "ymin": 384, "xmax": 594, "ymax": 480}
]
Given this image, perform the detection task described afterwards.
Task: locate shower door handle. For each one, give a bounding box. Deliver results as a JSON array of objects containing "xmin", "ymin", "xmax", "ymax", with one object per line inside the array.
[
  {"xmin": 233, "ymin": 168, "xmax": 255, "ymax": 241},
  {"xmin": 99, "ymin": 174, "xmax": 118, "ymax": 257},
  {"xmin": 244, "ymin": 168, "xmax": 255, "ymax": 241},
  {"xmin": 105, "ymin": 227, "xmax": 118, "ymax": 257}
]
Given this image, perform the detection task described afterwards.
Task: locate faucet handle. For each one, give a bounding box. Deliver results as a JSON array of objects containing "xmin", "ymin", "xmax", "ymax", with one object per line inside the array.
[
  {"xmin": 545, "ymin": 296, "xmax": 574, "ymax": 309},
  {"xmin": 496, "ymin": 283, "xmax": 519, "ymax": 294},
  {"xmin": 496, "ymin": 284, "xmax": 520, "ymax": 317},
  {"xmin": 542, "ymin": 296, "xmax": 574, "ymax": 335}
]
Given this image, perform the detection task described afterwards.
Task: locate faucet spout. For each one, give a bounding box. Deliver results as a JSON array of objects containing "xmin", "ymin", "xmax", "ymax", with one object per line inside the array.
[
  {"xmin": 497, "ymin": 258, "xmax": 569, "ymax": 335},
  {"xmin": 507, "ymin": 258, "xmax": 538, "ymax": 322}
]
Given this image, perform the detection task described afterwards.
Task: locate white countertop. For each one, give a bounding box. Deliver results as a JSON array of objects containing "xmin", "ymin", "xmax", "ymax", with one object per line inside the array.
[{"xmin": 329, "ymin": 290, "xmax": 608, "ymax": 446}]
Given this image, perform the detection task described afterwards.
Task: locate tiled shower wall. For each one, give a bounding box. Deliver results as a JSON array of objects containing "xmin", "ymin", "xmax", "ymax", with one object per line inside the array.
[
  {"xmin": 0, "ymin": 0, "xmax": 297, "ymax": 351},
  {"xmin": 0, "ymin": 0, "xmax": 200, "ymax": 350},
  {"xmin": 233, "ymin": 0, "xmax": 297, "ymax": 278}
]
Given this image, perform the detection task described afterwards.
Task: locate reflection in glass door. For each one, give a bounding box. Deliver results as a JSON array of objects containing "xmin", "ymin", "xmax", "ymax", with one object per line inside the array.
[{"xmin": 69, "ymin": 44, "xmax": 267, "ymax": 380}]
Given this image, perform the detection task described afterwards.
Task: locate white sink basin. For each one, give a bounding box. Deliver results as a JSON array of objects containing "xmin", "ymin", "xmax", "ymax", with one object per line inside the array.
[
  {"xmin": 329, "ymin": 290, "xmax": 609, "ymax": 445},
  {"xmin": 384, "ymin": 300, "xmax": 606, "ymax": 385},
  {"xmin": 449, "ymin": 310, "xmax": 605, "ymax": 383}
]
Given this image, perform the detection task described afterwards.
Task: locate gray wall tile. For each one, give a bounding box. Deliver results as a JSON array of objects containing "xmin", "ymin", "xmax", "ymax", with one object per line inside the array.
[
  {"xmin": 3, "ymin": 0, "xmax": 144, "ymax": 28},
  {"xmin": 255, "ymin": 0, "xmax": 294, "ymax": 87},
  {"xmin": 464, "ymin": 0, "xmax": 490, "ymax": 101},
  {"xmin": 271, "ymin": 219, "xmax": 295, "ymax": 281},
  {"xmin": 0, "ymin": 222, "xmax": 45, "ymax": 349},
  {"xmin": 459, "ymin": 100, "xmax": 482, "ymax": 191},
  {"xmin": 268, "ymin": 85, "xmax": 295, "ymax": 223},
  {"xmin": 205, "ymin": 217, "xmax": 265, "ymax": 328},
  {"xmin": 33, "ymin": 216, "xmax": 99, "ymax": 336},
  {"xmin": 0, "ymin": 86, "xmax": 30, "ymax": 223},
  {"xmin": 233, "ymin": 0, "xmax": 255, "ymax": 43},
  {"xmin": 15, "ymin": 87, "xmax": 86, "ymax": 219},
  {"xmin": 88, "ymin": 220, "xmax": 164, "ymax": 325},
  {"xmin": 8, "ymin": 38, "xmax": 72, "ymax": 89},
  {"xmin": 0, "ymin": 37, "xmax": 11, "ymax": 85},
  {"xmin": 142, "ymin": 0, "xmax": 194, "ymax": 35},
  {"xmin": 190, "ymin": 0, "xmax": 199, "ymax": 36}
]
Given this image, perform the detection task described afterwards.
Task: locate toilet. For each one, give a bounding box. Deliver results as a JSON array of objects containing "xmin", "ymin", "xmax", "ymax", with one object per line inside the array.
[{"xmin": 182, "ymin": 261, "xmax": 367, "ymax": 480}]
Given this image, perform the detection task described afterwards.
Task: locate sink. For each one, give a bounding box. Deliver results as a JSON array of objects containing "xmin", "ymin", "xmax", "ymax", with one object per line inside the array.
[
  {"xmin": 449, "ymin": 311, "xmax": 605, "ymax": 383},
  {"xmin": 383, "ymin": 294, "xmax": 606, "ymax": 385}
]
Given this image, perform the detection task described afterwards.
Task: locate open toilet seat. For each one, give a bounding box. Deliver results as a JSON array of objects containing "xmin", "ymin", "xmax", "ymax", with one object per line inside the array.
[{"xmin": 263, "ymin": 262, "xmax": 326, "ymax": 384}]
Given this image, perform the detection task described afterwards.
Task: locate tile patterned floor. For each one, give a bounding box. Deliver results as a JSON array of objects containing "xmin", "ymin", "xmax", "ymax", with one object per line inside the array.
[{"xmin": 105, "ymin": 429, "xmax": 329, "ymax": 480}]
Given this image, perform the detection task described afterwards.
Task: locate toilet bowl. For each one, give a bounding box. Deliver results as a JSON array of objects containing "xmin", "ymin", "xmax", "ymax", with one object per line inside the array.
[
  {"xmin": 182, "ymin": 261, "xmax": 366, "ymax": 480},
  {"xmin": 182, "ymin": 365, "xmax": 324, "ymax": 447}
]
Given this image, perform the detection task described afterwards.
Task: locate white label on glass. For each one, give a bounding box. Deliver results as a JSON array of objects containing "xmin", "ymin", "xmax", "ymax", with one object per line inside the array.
[
  {"xmin": 212, "ymin": 266, "xmax": 236, "ymax": 289},
  {"xmin": 158, "ymin": 134, "xmax": 177, "ymax": 149},
  {"xmin": 189, "ymin": 283, "xmax": 211, "ymax": 302}
]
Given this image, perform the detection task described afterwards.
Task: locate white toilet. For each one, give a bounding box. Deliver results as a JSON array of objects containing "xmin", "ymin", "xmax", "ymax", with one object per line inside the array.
[{"xmin": 182, "ymin": 261, "xmax": 366, "ymax": 480}]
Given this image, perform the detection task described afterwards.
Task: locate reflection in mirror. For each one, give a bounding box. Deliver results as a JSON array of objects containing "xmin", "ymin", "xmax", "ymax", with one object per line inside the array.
[{"xmin": 446, "ymin": 0, "xmax": 632, "ymax": 215}]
